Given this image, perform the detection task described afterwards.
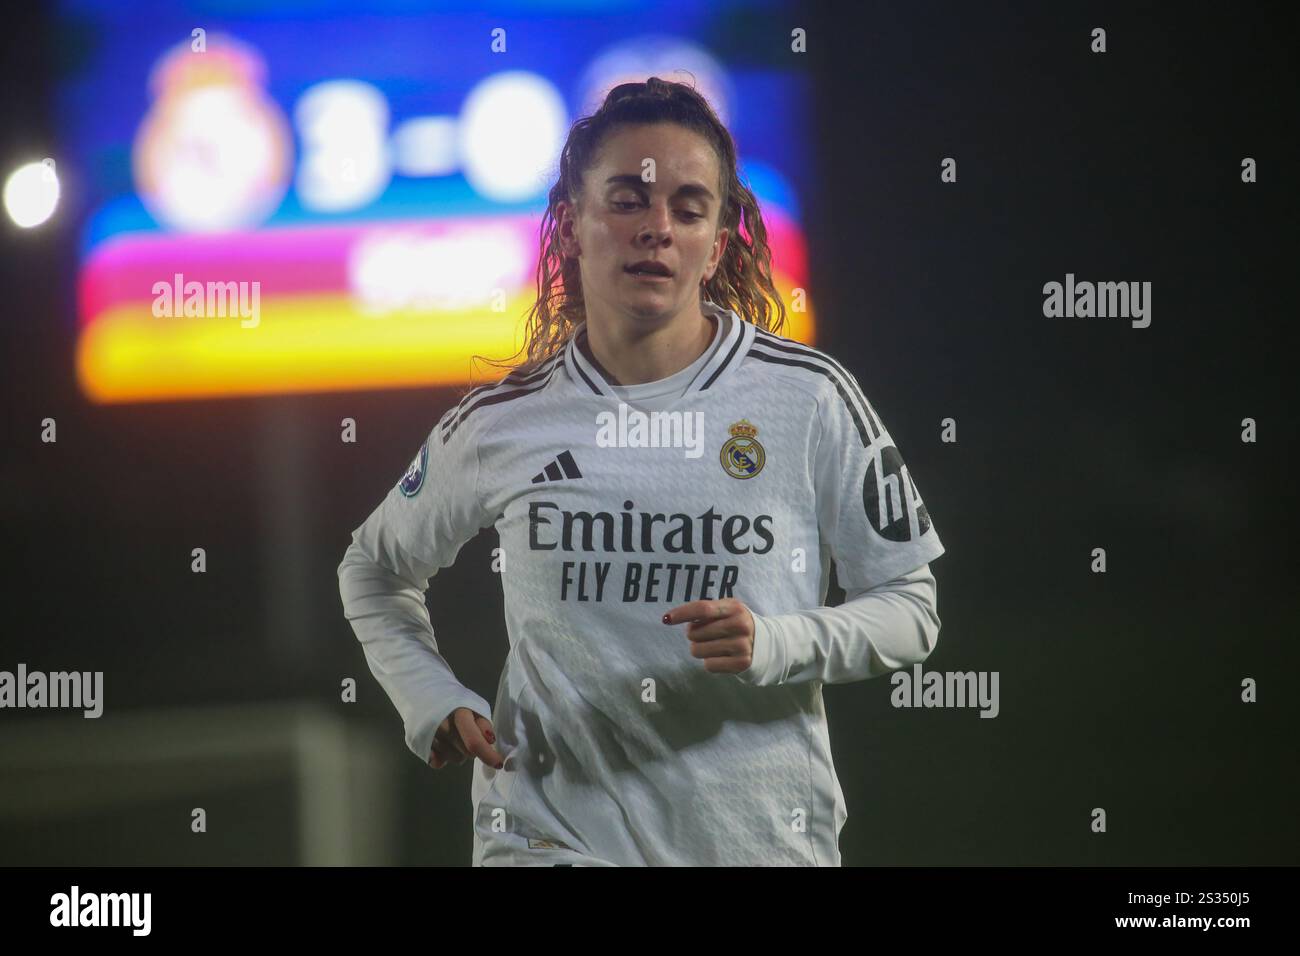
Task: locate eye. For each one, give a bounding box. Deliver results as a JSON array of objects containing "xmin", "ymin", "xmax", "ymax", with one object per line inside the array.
[
  {"xmin": 612, "ymin": 200, "xmax": 640, "ymax": 211},
  {"xmin": 678, "ymin": 211, "xmax": 703, "ymax": 221}
]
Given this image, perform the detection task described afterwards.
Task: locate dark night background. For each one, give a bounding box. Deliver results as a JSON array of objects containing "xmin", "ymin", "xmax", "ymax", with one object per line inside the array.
[{"xmin": 0, "ymin": 1, "xmax": 1295, "ymax": 865}]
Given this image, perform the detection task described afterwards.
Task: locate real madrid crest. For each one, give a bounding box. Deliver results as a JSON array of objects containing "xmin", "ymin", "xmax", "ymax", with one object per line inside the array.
[{"xmin": 720, "ymin": 419, "xmax": 765, "ymax": 479}]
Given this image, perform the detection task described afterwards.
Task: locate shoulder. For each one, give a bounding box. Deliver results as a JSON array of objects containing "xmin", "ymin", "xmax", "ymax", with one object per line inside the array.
[
  {"xmin": 745, "ymin": 322, "xmax": 888, "ymax": 449},
  {"xmin": 744, "ymin": 323, "xmax": 868, "ymax": 413},
  {"xmin": 433, "ymin": 351, "xmax": 566, "ymax": 449}
]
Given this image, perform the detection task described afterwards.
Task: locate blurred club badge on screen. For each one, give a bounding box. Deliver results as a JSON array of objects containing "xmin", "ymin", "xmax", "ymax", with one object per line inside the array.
[{"xmin": 133, "ymin": 34, "xmax": 293, "ymax": 233}]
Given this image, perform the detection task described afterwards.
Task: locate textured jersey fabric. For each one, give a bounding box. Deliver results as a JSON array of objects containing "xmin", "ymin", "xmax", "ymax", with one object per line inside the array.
[{"xmin": 337, "ymin": 300, "xmax": 947, "ymax": 866}]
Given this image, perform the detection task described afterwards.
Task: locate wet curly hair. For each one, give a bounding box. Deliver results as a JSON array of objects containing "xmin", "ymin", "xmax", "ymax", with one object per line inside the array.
[{"xmin": 476, "ymin": 75, "xmax": 787, "ymax": 379}]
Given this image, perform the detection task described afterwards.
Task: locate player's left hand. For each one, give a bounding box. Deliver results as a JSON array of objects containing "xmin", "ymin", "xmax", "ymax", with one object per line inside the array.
[{"xmin": 663, "ymin": 599, "xmax": 755, "ymax": 675}]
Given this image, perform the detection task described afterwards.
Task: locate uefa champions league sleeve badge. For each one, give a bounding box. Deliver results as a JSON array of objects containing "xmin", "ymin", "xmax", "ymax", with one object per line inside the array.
[{"xmin": 398, "ymin": 441, "xmax": 429, "ymax": 497}]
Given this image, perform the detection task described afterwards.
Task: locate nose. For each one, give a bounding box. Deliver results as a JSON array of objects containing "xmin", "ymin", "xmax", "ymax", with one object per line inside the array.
[{"xmin": 637, "ymin": 201, "xmax": 672, "ymax": 245}]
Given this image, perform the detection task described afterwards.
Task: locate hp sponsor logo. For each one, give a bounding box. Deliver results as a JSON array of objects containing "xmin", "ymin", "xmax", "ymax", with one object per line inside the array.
[{"xmin": 863, "ymin": 445, "xmax": 932, "ymax": 541}]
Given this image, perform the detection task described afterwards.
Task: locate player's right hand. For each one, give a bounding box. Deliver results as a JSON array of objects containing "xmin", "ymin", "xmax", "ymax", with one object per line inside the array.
[{"xmin": 428, "ymin": 707, "xmax": 504, "ymax": 771}]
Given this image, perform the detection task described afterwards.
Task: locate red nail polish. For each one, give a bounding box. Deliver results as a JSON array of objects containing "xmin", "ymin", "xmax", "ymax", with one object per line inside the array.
[
  {"xmin": 485, "ymin": 730, "xmax": 495, "ymax": 743},
  {"xmin": 662, "ymin": 613, "xmax": 671, "ymax": 624}
]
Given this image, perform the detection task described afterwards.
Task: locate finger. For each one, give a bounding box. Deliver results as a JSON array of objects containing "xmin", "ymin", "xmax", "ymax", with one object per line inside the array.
[
  {"xmin": 433, "ymin": 719, "xmax": 470, "ymax": 759},
  {"xmin": 456, "ymin": 710, "xmax": 505, "ymax": 768},
  {"xmin": 684, "ymin": 616, "xmax": 746, "ymax": 643},
  {"xmin": 689, "ymin": 635, "xmax": 750, "ymax": 660},
  {"xmin": 663, "ymin": 599, "xmax": 726, "ymax": 626},
  {"xmin": 474, "ymin": 714, "xmax": 498, "ymax": 748},
  {"xmin": 444, "ymin": 730, "xmax": 471, "ymax": 761},
  {"xmin": 429, "ymin": 744, "xmax": 449, "ymax": 769},
  {"xmin": 702, "ymin": 653, "xmax": 752, "ymax": 675}
]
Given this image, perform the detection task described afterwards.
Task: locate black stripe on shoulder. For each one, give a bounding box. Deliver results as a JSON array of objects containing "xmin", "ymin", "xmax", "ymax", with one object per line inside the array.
[
  {"xmin": 450, "ymin": 354, "xmax": 561, "ymax": 419},
  {"xmin": 747, "ymin": 349, "xmax": 875, "ymax": 446},
  {"xmin": 441, "ymin": 354, "xmax": 562, "ymax": 443},
  {"xmin": 750, "ymin": 329, "xmax": 883, "ymax": 439}
]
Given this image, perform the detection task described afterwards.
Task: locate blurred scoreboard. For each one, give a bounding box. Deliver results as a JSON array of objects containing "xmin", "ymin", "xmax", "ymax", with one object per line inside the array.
[{"xmin": 60, "ymin": 0, "xmax": 814, "ymax": 402}]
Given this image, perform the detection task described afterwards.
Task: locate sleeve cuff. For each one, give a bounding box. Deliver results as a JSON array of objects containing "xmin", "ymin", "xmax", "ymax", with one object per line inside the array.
[
  {"xmin": 408, "ymin": 689, "xmax": 494, "ymax": 764},
  {"xmin": 733, "ymin": 612, "xmax": 787, "ymax": 687}
]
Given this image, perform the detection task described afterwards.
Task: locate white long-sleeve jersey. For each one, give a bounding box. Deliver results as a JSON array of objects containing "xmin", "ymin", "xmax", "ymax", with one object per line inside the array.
[{"xmin": 337, "ymin": 301, "xmax": 947, "ymax": 866}]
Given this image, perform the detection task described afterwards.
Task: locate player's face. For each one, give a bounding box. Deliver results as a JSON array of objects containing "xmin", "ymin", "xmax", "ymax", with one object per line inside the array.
[{"xmin": 557, "ymin": 122, "xmax": 730, "ymax": 326}]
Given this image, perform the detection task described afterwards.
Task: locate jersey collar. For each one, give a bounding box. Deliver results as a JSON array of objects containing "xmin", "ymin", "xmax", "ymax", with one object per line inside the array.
[{"xmin": 564, "ymin": 301, "xmax": 755, "ymax": 398}]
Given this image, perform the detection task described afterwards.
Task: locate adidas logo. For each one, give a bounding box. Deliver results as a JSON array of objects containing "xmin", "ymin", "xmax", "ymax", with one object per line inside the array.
[{"xmin": 530, "ymin": 450, "xmax": 583, "ymax": 484}]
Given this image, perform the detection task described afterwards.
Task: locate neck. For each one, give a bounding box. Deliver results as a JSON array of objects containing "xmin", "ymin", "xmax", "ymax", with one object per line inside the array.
[{"xmin": 582, "ymin": 303, "xmax": 717, "ymax": 386}]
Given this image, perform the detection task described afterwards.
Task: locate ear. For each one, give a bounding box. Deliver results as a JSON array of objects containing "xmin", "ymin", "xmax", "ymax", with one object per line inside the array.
[
  {"xmin": 556, "ymin": 200, "xmax": 581, "ymax": 258},
  {"xmin": 704, "ymin": 227, "xmax": 730, "ymax": 282}
]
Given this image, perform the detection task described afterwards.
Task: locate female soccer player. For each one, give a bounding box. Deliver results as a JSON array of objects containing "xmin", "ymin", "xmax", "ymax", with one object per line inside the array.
[{"xmin": 338, "ymin": 77, "xmax": 946, "ymax": 866}]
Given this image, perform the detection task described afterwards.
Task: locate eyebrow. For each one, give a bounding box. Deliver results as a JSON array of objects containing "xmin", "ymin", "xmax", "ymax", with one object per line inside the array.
[{"xmin": 604, "ymin": 174, "xmax": 716, "ymax": 202}]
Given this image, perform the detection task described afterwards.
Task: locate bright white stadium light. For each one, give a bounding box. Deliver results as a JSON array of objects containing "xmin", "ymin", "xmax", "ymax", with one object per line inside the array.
[
  {"xmin": 459, "ymin": 72, "xmax": 566, "ymax": 202},
  {"xmin": 4, "ymin": 160, "xmax": 60, "ymax": 228}
]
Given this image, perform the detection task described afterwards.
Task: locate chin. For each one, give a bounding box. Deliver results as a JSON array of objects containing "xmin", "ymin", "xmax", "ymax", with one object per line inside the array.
[{"xmin": 621, "ymin": 299, "xmax": 676, "ymax": 323}]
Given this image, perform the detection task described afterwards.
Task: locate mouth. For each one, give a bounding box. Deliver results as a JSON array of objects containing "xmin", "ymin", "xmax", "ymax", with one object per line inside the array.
[{"xmin": 625, "ymin": 262, "xmax": 673, "ymax": 280}]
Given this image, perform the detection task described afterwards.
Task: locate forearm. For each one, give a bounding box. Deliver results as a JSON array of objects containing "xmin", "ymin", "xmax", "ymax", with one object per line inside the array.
[
  {"xmin": 736, "ymin": 565, "xmax": 940, "ymax": 687},
  {"xmin": 337, "ymin": 542, "xmax": 492, "ymax": 762}
]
